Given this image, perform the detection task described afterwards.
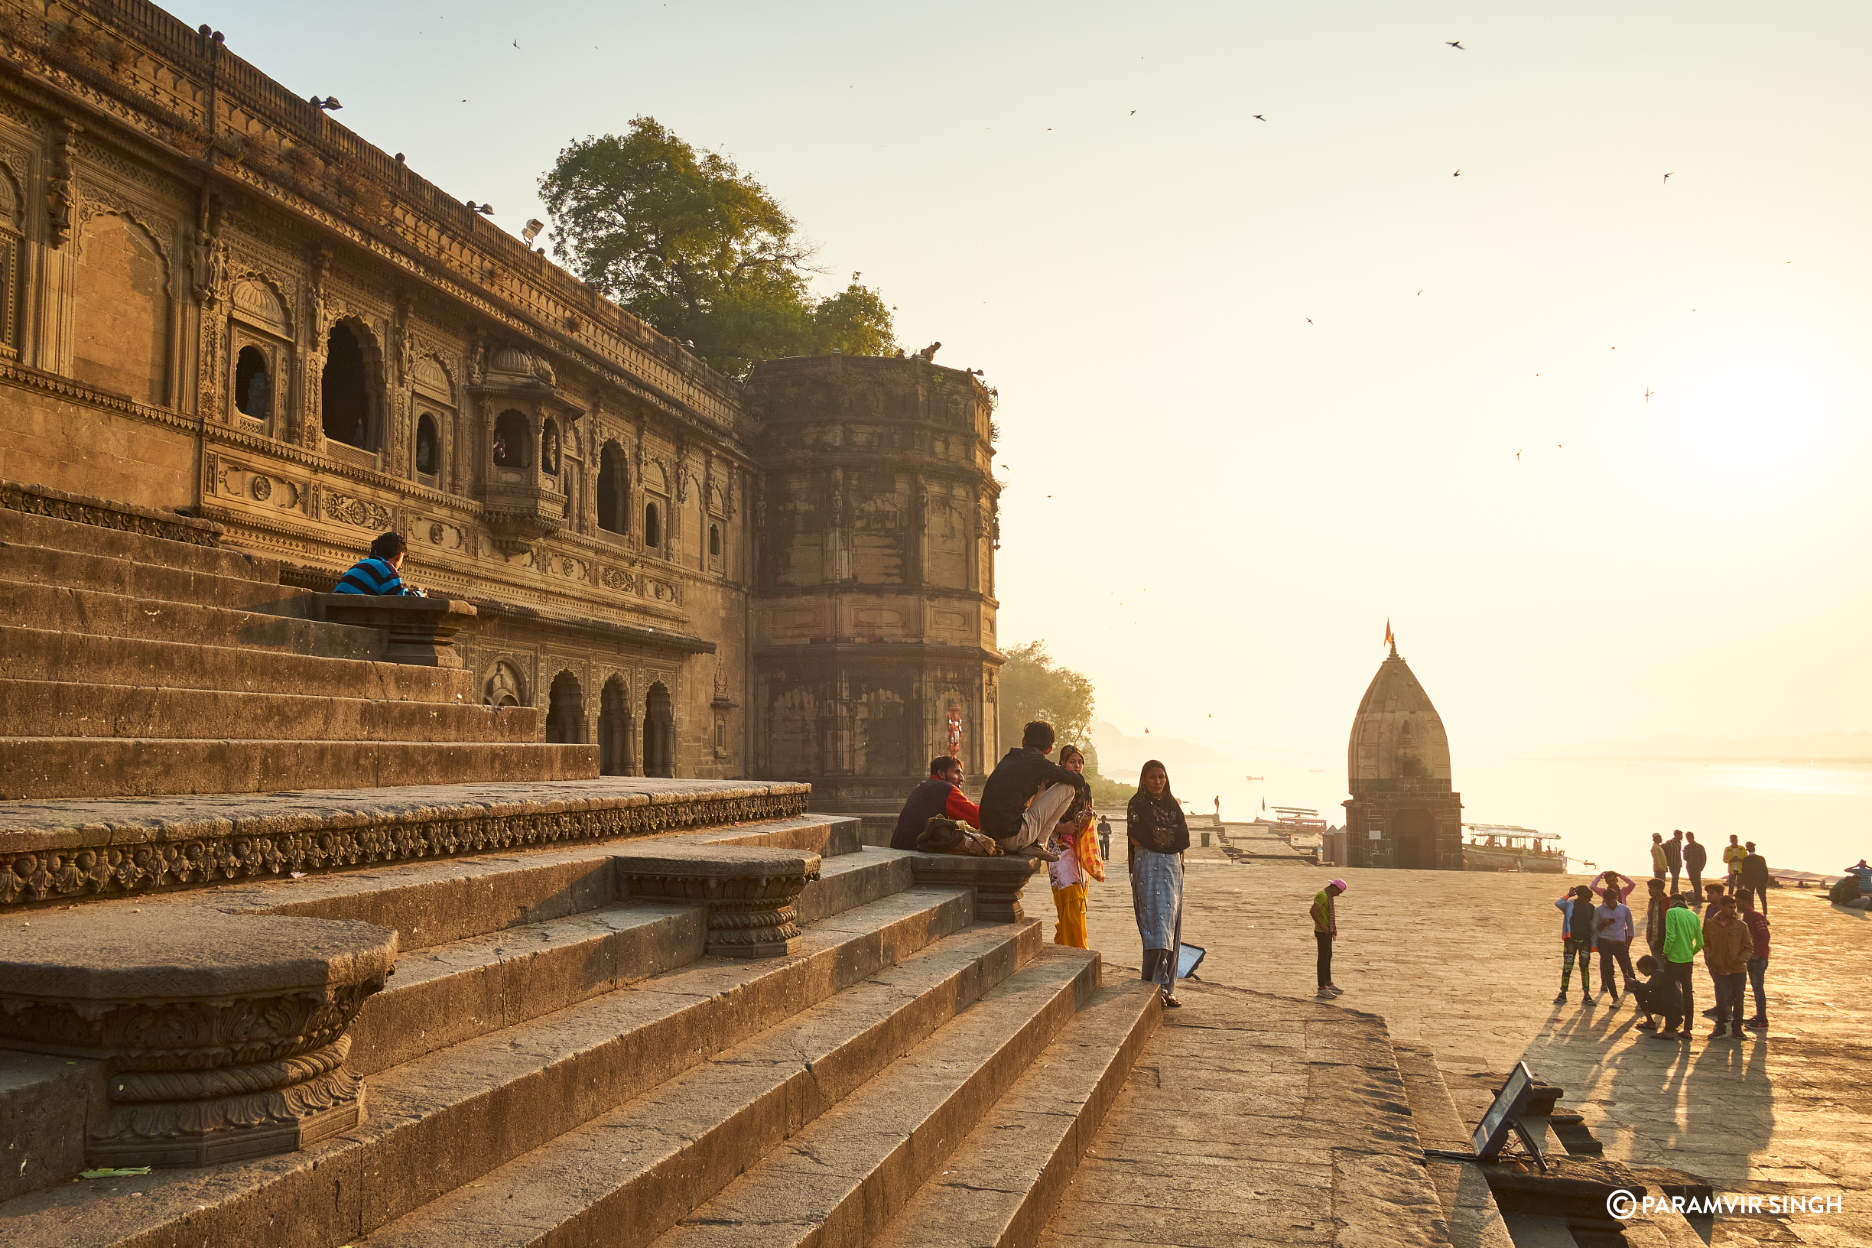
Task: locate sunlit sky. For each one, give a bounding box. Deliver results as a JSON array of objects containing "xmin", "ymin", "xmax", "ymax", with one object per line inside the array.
[{"xmin": 200, "ymin": 0, "xmax": 1872, "ymax": 767}]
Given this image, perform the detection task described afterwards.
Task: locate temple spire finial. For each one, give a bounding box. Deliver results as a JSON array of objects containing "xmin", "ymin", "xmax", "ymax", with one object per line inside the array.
[{"xmin": 1384, "ymin": 617, "xmax": 1397, "ymax": 658}]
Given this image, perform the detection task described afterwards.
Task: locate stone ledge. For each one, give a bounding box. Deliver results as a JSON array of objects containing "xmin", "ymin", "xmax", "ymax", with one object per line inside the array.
[
  {"xmin": 0, "ymin": 779, "xmax": 812, "ymax": 909},
  {"xmin": 316, "ymin": 593, "xmax": 476, "ymax": 667},
  {"xmin": 613, "ymin": 844, "xmax": 821, "ymax": 957},
  {"xmin": 906, "ymin": 853, "xmax": 1042, "ymax": 922},
  {"xmin": 0, "ymin": 476, "xmax": 225, "ymax": 547},
  {"xmin": 0, "ymin": 908, "xmax": 396, "ymax": 1168}
]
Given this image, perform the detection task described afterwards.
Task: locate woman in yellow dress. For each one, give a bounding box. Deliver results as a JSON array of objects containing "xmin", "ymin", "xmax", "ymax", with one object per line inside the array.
[{"xmin": 1046, "ymin": 745, "xmax": 1105, "ymax": 948}]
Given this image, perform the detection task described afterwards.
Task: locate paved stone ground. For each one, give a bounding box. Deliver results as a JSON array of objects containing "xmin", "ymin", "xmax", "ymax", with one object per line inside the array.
[{"xmin": 1076, "ymin": 861, "xmax": 1870, "ymax": 1248}]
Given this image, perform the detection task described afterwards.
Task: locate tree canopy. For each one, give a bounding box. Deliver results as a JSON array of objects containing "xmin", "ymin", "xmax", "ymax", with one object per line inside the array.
[
  {"xmin": 998, "ymin": 642, "xmax": 1095, "ymax": 756},
  {"xmin": 539, "ymin": 117, "xmax": 896, "ymax": 376}
]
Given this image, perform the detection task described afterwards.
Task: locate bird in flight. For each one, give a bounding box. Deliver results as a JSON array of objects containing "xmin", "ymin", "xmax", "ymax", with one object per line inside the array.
[
  {"xmin": 1129, "ymin": 109, "xmax": 1136, "ymax": 116},
  {"xmin": 1515, "ymin": 450, "xmax": 1522, "ymax": 461},
  {"xmin": 1253, "ymin": 114, "xmax": 1267, "ymax": 122},
  {"xmin": 1662, "ymin": 172, "xmax": 1673, "ymax": 184},
  {"xmin": 1644, "ymin": 387, "xmax": 1655, "ymax": 403},
  {"xmin": 1452, "ymin": 169, "xmax": 1462, "ymax": 177},
  {"xmin": 1305, "ymin": 317, "xmax": 1314, "ymax": 324},
  {"xmin": 512, "ymin": 39, "xmax": 519, "ymax": 48},
  {"xmin": 1446, "ymin": 40, "xmax": 1464, "ymax": 50},
  {"xmin": 1416, "ymin": 289, "xmax": 1423, "ymax": 296}
]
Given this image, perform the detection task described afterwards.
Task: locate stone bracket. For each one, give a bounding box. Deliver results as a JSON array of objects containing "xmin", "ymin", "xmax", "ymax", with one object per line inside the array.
[
  {"xmin": 316, "ymin": 593, "xmax": 476, "ymax": 667},
  {"xmin": 613, "ymin": 846, "xmax": 820, "ymax": 958},
  {"xmin": 906, "ymin": 853, "xmax": 1041, "ymax": 923},
  {"xmin": 0, "ymin": 909, "xmax": 396, "ymax": 1169}
]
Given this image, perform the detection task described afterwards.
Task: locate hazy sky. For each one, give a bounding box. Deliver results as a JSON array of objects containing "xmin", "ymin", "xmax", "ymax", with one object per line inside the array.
[{"xmin": 197, "ymin": 1, "xmax": 1872, "ymax": 765}]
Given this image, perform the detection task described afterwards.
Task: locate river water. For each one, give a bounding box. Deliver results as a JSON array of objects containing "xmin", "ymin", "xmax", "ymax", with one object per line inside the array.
[{"xmin": 1092, "ymin": 745, "xmax": 1871, "ymax": 878}]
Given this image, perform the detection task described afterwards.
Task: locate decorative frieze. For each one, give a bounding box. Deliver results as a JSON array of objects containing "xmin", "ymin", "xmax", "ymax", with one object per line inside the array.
[{"xmin": 0, "ymin": 789, "xmax": 810, "ymax": 908}]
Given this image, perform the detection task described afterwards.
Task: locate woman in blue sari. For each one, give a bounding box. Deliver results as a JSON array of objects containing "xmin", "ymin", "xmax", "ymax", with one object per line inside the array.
[{"xmin": 1127, "ymin": 759, "xmax": 1189, "ymax": 1007}]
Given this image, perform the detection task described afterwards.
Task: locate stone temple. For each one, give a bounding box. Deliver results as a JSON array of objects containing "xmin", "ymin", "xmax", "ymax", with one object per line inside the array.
[
  {"xmin": 1342, "ymin": 639, "xmax": 1465, "ymax": 869},
  {"xmin": 0, "ymin": 4, "xmax": 1652, "ymax": 1246}
]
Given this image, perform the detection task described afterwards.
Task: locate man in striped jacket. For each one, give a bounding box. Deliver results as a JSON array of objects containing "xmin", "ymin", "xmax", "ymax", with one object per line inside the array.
[{"xmin": 336, "ymin": 532, "xmax": 426, "ymax": 597}]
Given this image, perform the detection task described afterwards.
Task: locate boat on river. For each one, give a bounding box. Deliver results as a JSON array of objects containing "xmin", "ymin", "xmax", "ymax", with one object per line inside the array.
[{"xmin": 1462, "ymin": 823, "xmax": 1567, "ymax": 874}]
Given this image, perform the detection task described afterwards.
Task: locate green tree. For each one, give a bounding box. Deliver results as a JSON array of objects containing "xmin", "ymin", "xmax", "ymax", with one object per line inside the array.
[
  {"xmin": 539, "ymin": 117, "xmax": 895, "ymax": 376},
  {"xmin": 998, "ymin": 642, "xmax": 1095, "ymax": 755}
]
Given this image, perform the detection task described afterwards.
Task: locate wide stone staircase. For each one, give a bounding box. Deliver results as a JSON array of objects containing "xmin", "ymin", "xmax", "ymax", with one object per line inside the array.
[
  {"xmin": 0, "ymin": 484, "xmax": 592, "ymax": 799},
  {"xmin": 0, "ymin": 807, "xmax": 1174, "ymax": 1248}
]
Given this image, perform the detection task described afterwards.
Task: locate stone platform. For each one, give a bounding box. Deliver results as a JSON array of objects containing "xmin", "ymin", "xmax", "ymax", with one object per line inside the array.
[{"xmin": 1082, "ymin": 861, "xmax": 1870, "ymax": 1247}]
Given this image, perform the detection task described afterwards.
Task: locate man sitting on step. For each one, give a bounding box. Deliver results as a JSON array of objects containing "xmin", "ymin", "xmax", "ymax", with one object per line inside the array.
[
  {"xmin": 978, "ymin": 720, "xmax": 1087, "ymax": 861},
  {"xmin": 336, "ymin": 531, "xmax": 427, "ymax": 597},
  {"xmin": 891, "ymin": 755, "xmax": 982, "ymax": 851}
]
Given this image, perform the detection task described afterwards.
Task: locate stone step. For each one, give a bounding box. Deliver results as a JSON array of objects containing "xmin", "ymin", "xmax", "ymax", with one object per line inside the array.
[
  {"xmin": 0, "ymin": 623, "xmax": 471, "ymax": 702},
  {"xmin": 871, "ymin": 981, "xmax": 1162, "ymax": 1248},
  {"xmin": 0, "ymin": 576, "xmax": 382, "ymax": 660},
  {"xmin": 0, "ymin": 736, "xmax": 597, "ymax": 800},
  {"xmin": 0, "ymin": 677, "xmax": 541, "ymax": 743},
  {"xmin": 650, "ymin": 946, "xmax": 1101, "ymax": 1248},
  {"xmin": 345, "ymin": 850, "xmax": 908, "ymax": 1077},
  {"xmin": 0, "ymin": 538, "xmax": 314, "ymax": 617},
  {"xmin": 0, "ymin": 497, "xmax": 283, "ymax": 584},
  {"xmin": 355, "ymin": 920, "xmax": 1046, "ymax": 1248},
  {"xmin": 1392, "ymin": 1041, "xmax": 1516, "ymax": 1248},
  {"xmin": 0, "ymin": 887, "xmax": 979, "ymax": 1248},
  {"xmin": 196, "ymin": 811, "xmax": 852, "ymax": 951}
]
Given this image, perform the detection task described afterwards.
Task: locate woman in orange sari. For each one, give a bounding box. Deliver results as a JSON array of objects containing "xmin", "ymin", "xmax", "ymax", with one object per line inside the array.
[{"xmin": 1046, "ymin": 745, "xmax": 1105, "ymax": 948}]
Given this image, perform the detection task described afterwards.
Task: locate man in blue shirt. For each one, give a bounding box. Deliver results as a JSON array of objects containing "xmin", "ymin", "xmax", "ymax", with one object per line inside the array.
[{"xmin": 336, "ymin": 532, "xmax": 426, "ymax": 597}]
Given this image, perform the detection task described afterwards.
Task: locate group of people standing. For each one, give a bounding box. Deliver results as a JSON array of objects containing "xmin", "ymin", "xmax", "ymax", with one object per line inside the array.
[
  {"xmin": 889, "ymin": 721, "xmax": 1193, "ymax": 1008},
  {"xmin": 1554, "ymin": 859, "xmax": 1773, "ymax": 1041},
  {"xmin": 1648, "ymin": 828, "xmax": 1770, "ymax": 908}
]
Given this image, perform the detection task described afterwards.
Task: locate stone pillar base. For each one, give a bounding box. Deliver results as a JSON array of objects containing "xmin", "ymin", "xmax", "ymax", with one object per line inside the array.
[
  {"xmin": 0, "ymin": 910, "xmax": 396, "ymax": 1170},
  {"xmin": 316, "ymin": 594, "xmax": 476, "ymax": 667},
  {"xmin": 92, "ymin": 1037, "xmax": 364, "ymax": 1168},
  {"xmin": 614, "ymin": 846, "xmax": 820, "ymax": 958},
  {"xmin": 907, "ymin": 854, "xmax": 1042, "ymax": 922}
]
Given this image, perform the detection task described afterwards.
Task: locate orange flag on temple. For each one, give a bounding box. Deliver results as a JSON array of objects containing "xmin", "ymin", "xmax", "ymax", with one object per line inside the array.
[{"xmin": 1384, "ymin": 618, "xmax": 1394, "ymax": 650}]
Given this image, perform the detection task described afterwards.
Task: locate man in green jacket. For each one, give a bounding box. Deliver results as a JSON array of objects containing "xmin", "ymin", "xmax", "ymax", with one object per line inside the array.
[{"xmin": 1650, "ymin": 896, "xmax": 1705, "ymax": 1040}]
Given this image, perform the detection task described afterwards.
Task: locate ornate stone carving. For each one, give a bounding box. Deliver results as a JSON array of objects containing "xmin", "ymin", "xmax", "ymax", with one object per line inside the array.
[
  {"xmin": 0, "ymin": 909, "xmax": 395, "ymax": 1167},
  {"xmin": 0, "ymin": 791, "xmax": 811, "ymax": 908},
  {"xmin": 324, "ymin": 488, "xmax": 391, "ymax": 530},
  {"xmin": 45, "ymin": 119, "xmax": 77, "ymax": 248},
  {"xmin": 612, "ymin": 846, "xmax": 820, "ymax": 958}
]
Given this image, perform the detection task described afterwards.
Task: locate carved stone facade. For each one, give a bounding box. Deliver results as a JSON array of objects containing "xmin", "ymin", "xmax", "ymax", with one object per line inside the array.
[
  {"xmin": 0, "ymin": 1, "xmax": 999, "ymax": 789},
  {"xmin": 1341, "ymin": 643, "xmax": 1464, "ymax": 870},
  {"xmin": 746, "ymin": 355, "xmax": 1003, "ymax": 813}
]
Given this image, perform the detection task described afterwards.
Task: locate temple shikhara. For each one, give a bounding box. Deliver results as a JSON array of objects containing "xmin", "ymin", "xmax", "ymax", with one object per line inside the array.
[{"xmin": 1342, "ymin": 639, "xmax": 1465, "ymax": 869}]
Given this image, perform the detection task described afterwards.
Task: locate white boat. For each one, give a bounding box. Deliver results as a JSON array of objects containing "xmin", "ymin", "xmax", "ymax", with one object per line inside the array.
[{"xmin": 1462, "ymin": 823, "xmax": 1567, "ymax": 874}]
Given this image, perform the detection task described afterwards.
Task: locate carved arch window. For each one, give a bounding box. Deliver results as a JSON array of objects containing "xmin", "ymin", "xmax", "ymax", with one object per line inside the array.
[
  {"xmin": 492, "ymin": 409, "xmax": 531, "ymax": 469},
  {"xmin": 0, "ymin": 164, "xmax": 23, "ymax": 359},
  {"xmin": 229, "ymin": 277, "xmax": 292, "ymax": 435},
  {"xmin": 596, "ymin": 440, "xmax": 630, "ymax": 537},
  {"xmin": 642, "ymin": 459, "xmax": 670, "ymax": 558},
  {"xmin": 321, "ymin": 319, "xmax": 383, "ymax": 454},
  {"xmin": 410, "ymin": 355, "xmax": 455, "ymax": 489}
]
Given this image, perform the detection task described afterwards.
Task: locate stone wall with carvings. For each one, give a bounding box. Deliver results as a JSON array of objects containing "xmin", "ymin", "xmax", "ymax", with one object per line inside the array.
[{"xmin": 0, "ymin": 0, "xmax": 758, "ymax": 779}]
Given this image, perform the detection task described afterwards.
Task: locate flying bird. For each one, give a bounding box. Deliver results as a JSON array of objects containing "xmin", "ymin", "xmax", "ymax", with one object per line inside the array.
[
  {"xmin": 1644, "ymin": 388, "xmax": 1655, "ymax": 403},
  {"xmin": 1252, "ymin": 114, "xmax": 1267, "ymax": 122},
  {"xmin": 1452, "ymin": 169, "xmax": 1461, "ymax": 177},
  {"xmin": 1515, "ymin": 450, "xmax": 1521, "ymax": 461},
  {"xmin": 1416, "ymin": 289, "xmax": 1423, "ymax": 295},
  {"xmin": 511, "ymin": 39, "xmax": 518, "ymax": 48},
  {"xmin": 1446, "ymin": 40, "xmax": 1464, "ymax": 49},
  {"xmin": 1129, "ymin": 109, "xmax": 1136, "ymax": 116},
  {"xmin": 1305, "ymin": 317, "xmax": 1313, "ymax": 324},
  {"xmin": 1662, "ymin": 172, "xmax": 1672, "ymax": 184}
]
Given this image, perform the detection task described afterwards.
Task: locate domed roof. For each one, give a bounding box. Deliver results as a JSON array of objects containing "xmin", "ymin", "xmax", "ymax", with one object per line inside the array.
[{"xmin": 1348, "ymin": 650, "xmax": 1452, "ymax": 784}]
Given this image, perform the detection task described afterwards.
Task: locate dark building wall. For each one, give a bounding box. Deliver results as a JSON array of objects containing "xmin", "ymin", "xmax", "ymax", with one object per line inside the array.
[{"xmin": 747, "ymin": 356, "xmax": 1002, "ymax": 810}]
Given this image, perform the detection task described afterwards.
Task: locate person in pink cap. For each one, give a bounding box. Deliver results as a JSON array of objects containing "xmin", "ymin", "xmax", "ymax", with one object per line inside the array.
[{"xmin": 1311, "ymin": 879, "xmax": 1347, "ymax": 998}]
